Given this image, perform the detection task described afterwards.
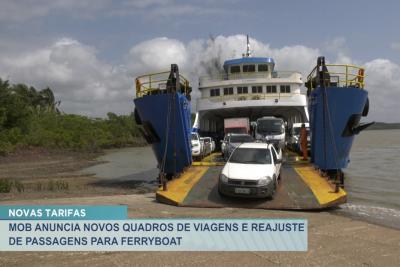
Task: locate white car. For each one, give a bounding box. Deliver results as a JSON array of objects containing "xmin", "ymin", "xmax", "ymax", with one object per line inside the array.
[
  {"xmin": 218, "ymin": 142, "xmax": 282, "ymax": 198},
  {"xmin": 202, "ymin": 137, "xmax": 215, "ymax": 152},
  {"xmin": 191, "ymin": 132, "xmax": 202, "ymax": 158},
  {"xmin": 222, "ymin": 133, "xmax": 254, "ymax": 161},
  {"xmin": 200, "ymin": 137, "xmax": 212, "ymax": 156}
]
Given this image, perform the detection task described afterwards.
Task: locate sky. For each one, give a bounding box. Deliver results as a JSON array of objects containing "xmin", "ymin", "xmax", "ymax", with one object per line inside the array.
[{"xmin": 0, "ymin": 0, "xmax": 399, "ymax": 122}]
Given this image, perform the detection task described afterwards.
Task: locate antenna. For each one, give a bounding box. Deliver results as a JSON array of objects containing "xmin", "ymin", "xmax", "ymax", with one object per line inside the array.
[{"xmin": 242, "ymin": 34, "xmax": 252, "ymax": 58}]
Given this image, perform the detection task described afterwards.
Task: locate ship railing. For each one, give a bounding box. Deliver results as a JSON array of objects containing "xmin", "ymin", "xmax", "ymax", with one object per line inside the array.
[
  {"xmin": 135, "ymin": 71, "xmax": 191, "ymax": 98},
  {"xmin": 199, "ymin": 70, "xmax": 301, "ymax": 83},
  {"xmin": 200, "ymin": 92, "xmax": 298, "ymax": 102},
  {"xmin": 306, "ymin": 64, "xmax": 365, "ymax": 90}
]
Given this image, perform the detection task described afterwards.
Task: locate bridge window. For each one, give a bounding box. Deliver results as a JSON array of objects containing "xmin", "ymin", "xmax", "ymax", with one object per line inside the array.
[
  {"xmin": 230, "ymin": 66, "xmax": 240, "ymax": 73},
  {"xmin": 210, "ymin": 88, "xmax": 220, "ymax": 97},
  {"xmin": 243, "ymin": 65, "xmax": 255, "ymax": 72},
  {"xmin": 237, "ymin": 86, "xmax": 248, "ymax": 94},
  {"xmin": 223, "ymin": 87, "xmax": 234, "ymax": 95},
  {"xmin": 280, "ymin": 85, "xmax": 291, "ymax": 93},
  {"xmin": 252, "ymin": 86, "xmax": 262, "ymax": 93},
  {"xmin": 258, "ymin": 64, "xmax": 268, "ymax": 72},
  {"xmin": 266, "ymin": 85, "xmax": 277, "ymax": 93}
]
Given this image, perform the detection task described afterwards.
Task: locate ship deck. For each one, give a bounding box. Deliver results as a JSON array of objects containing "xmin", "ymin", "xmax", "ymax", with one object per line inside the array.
[{"xmin": 156, "ymin": 152, "xmax": 346, "ymax": 210}]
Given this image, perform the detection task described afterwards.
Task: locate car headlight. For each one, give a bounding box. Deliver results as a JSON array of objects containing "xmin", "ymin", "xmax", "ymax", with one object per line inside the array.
[
  {"xmin": 258, "ymin": 176, "xmax": 272, "ymax": 185},
  {"xmin": 220, "ymin": 174, "xmax": 228, "ymax": 183}
]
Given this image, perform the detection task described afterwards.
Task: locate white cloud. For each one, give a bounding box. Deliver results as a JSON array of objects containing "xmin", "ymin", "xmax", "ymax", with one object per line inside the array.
[
  {"xmin": 127, "ymin": 34, "xmax": 320, "ymax": 78},
  {"xmin": 364, "ymin": 59, "xmax": 400, "ymax": 122},
  {"xmin": 0, "ymin": 38, "xmax": 132, "ymax": 117},
  {"xmin": 0, "ymin": 34, "xmax": 399, "ymax": 122},
  {"xmin": 127, "ymin": 37, "xmax": 188, "ymax": 74}
]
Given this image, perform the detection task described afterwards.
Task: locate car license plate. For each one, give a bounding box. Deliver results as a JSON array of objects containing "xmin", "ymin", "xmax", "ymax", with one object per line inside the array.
[{"xmin": 234, "ymin": 187, "xmax": 250, "ymax": 194}]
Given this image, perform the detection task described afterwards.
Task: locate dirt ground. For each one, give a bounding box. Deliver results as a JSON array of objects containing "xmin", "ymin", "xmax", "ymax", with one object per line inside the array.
[
  {"xmin": 1, "ymin": 193, "xmax": 400, "ymax": 267},
  {"xmin": 0, "ymin": 149, "xmax": 399, "ymax": 266},
  {"xmin": 0, "ymin": 148, "xmax": 155, "ymax": 201}
]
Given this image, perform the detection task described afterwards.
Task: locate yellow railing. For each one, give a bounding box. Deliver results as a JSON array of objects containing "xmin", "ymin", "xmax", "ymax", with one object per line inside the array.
[
  {"xmin": 135, "ymin": 71, "xmax": 191, "ymax": 98},
  {"xmin": 306, "ymin": 64, "xmax": 365, "ymax": 90}
]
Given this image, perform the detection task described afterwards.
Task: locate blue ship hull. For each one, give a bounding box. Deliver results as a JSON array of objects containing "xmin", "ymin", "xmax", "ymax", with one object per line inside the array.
[
  {"xmin": 134, "ymin": 92, "xmax": 192, "ymax": 176},
  {"xmin": 309, "ymin": 86, "xmax": 368, "ymax": 170}
]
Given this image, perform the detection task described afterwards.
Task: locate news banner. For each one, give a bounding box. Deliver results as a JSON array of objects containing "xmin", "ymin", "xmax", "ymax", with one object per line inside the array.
[{"xmin": 0, "ymin": 206, "xmax": 308, "ymax": 251}]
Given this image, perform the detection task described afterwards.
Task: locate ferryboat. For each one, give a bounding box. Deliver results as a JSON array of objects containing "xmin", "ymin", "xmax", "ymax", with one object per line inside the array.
[{"xmin": 134, "ymin": 36, "xmax": 371, "ymax": 210}]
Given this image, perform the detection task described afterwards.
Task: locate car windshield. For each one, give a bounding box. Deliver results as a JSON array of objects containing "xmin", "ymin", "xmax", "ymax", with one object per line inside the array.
[
  {"xmin": 191, "ymin": 133, "xmax": 198, "ymax": 141},
  {"xmin": 229, "ymin": 148, "xmax": 272, "ymax": 164},
  {"xmin": 229, "ymin": 135, "xmax": 253, "ymax": 143},
  {"xmin": 257, "ymin": 119, "xmax": 283, "ymax": 134}
]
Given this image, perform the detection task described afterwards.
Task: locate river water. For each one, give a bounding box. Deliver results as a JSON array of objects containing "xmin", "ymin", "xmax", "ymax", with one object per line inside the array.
[
  {"xmin": 335, "ymin": 129, "xmax": 400, "ymax": 229},
  {"xmin": 83, "ymin": 130, "xmax": 400, "ymax": 229}
]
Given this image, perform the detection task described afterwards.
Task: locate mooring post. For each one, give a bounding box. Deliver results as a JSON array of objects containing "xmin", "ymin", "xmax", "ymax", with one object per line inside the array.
[
  {"xmin": 159, "ymin": 172, "xmax": 168, "ymax": 191},
  {"xmin": 334, "ymin": 171, "xmax": 340, "ymax": 193}
]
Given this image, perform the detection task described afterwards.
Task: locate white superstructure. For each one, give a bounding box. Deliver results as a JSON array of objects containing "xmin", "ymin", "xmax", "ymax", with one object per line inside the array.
[{"xmin": 194, "ymin": 37, "xmax": 308, "ymax": 136}]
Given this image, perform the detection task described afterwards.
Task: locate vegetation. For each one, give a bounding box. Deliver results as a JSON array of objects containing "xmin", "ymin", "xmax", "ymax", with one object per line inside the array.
[
  {"xmin": 0, "ymin": 179, "xmax": 12, "ymax": 193},
  {"xmin": 0, "ymin": 79, "xmax": 145, "ymax": 155}
]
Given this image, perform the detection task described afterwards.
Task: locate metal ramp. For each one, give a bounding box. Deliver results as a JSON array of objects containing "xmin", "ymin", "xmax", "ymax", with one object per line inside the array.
[{"xmin": 156, "ymin": 153, "xmax": 347, "ymax": 210}]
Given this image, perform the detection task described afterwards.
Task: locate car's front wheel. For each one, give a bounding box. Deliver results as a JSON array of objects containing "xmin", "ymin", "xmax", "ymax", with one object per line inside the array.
[{"xmin": 217, "ymin": 183, "xmax": 225, "ymax": 197}]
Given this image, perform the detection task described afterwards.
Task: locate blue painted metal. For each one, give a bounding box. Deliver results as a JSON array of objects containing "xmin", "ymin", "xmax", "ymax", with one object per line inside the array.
[
  {"xmin": 309, "ymin": 86, "xmax": 368, "ymax": 170},
  {"xmin": 223, "ymin": 57, "xmax": 275, "ymax": 67},
  {"xmin": 134, "ymin": 92, "xmax": 192, "ymax": 175}
]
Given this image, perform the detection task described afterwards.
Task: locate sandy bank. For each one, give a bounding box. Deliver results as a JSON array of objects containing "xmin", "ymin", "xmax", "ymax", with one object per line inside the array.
[{"xmin": 0, "ymin": 193, "xmax": 399, "ymax": 266}]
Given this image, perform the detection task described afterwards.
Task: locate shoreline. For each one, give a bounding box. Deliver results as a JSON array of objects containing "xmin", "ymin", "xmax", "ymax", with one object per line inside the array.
[
  {"xmin": 1, "ymin": 146, "xmax": 399, "ymax": 265},
  {"xmin": 2, "ymin": 145, "xmax": 399, "ymax": 230}
]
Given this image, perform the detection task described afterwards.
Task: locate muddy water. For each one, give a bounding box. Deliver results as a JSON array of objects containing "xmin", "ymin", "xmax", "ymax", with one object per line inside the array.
[
  {"xmin": 84, "ymin": 147, "xmax": 157, "ymax": 179},
  {"xmin": 81, "ymin": 146, "xmax": 159, "ymax": 190},
  {"xmin": 336, "ymin": 129, "xmax": 400, "ymax": 229}
]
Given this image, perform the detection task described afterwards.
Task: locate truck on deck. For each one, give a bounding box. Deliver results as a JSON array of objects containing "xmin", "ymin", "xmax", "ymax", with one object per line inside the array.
[{"xmin": 224, "ymin": 118, "xmax": 250, "ymax": 134}]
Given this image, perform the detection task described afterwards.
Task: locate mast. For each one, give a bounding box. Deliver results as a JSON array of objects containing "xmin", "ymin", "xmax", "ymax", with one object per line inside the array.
[{"xmin": 243, "ymin": 34, "xmax": 252, "ymax": 58}]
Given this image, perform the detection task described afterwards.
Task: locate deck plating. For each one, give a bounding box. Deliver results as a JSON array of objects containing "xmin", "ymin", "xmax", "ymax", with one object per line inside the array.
[{"xmin": 156, "ymin": 153, "xmax": 346, "ymax": 210}]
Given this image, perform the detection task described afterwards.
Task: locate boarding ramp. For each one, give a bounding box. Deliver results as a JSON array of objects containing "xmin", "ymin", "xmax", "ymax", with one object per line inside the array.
[{"xmin": 156, "ymin": 152, "xmax": 346, "ymax": 210}]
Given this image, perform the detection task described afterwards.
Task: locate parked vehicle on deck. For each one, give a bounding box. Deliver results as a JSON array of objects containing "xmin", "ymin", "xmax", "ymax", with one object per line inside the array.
[
  {"xmin": 218, "ymin": 142, "xmax": 282, "ymax": 198},
  {"xmin": 200, "ymin": 137, "xmax": 212, "ymax": 156},
  {"xmin": 222, "ymin": 133, "xmax": 254, "ymax": 160},
  {"xmin": 221, "ymin": 133, "xmax": 231, "ymax": 157},
  {"xmin": 203, "ymin": 137, "xmax": 216, "ymax": 152},
  {"xmin": 255, "ymin": 116, "xmax": 286, "ymax": 149},
  {"xmin": 191, "ymin": 132, "xmax": 202, "ymax": 159},
  {"xmin": 224, "ymin": 118, "xmax": 250, "ymax": 134}
]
